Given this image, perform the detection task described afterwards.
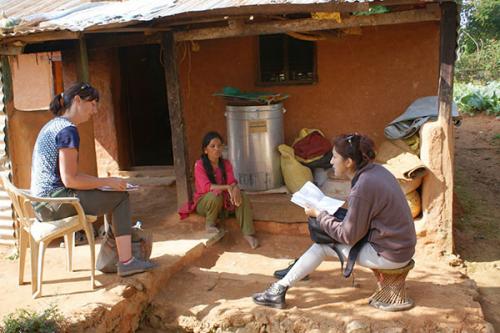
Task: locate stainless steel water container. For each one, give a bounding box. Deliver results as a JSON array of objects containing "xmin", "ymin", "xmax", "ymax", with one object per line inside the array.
[{"xmin": 225, "ymin": 103, "xmax": 285, "ymax": 191}]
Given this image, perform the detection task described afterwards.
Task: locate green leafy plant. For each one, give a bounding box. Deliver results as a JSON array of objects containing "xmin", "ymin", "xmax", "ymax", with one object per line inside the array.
[
  {"xmin": 6, "ymin": 249, "xmax": 19, "ymax": 261},
  {"xmin": 1, "ymin": 305, "xmax": 66, "ymax": 333},
  {"xmin": 454, "ymin": 81, "xmax": 499, "ymax": 115}
]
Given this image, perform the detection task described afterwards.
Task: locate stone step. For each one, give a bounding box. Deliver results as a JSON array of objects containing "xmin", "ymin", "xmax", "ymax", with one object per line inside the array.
[
  {"xmin": 248, "ymin": 193, "xmax": 305, "ymax": 223},
  {"xmin": 126, "ymin": 176, "xmax": 176, "ymax": 187},
  {"xmin": 117, "ymin": 166, "xmax": 175, "ymax": 178}
]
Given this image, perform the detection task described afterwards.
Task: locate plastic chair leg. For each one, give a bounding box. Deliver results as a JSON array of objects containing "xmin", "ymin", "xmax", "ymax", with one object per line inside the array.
[
  {"xmin": 83, "ymin": 224, "xmax": 95, "ymax": 289},
  {"xmin": 18, "ymin": 228, "xmax": 29, "ymax": 285},
  {"xmin": 29, "ymin": 235, "xmax": 39, "ymax": 296},
  {"xmin": 64, "ymin": 232, "xmax": 74, "ymax": 272},
  {"xmin": 33, "ymin": 241, "xmax": 46, "ymax": 299}
]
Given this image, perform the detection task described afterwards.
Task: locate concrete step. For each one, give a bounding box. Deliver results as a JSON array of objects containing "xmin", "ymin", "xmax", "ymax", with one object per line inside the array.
[
  {"xmin": 126, "ymin": 176, "xmax": 176, "ymax": 187},
  {"xmin": 248, "ymin": 193, "xmax": 305, "ymax": 223},
  {"xmin": 117, "ymin": 166, "xmax": 175, "ymax": 178}
]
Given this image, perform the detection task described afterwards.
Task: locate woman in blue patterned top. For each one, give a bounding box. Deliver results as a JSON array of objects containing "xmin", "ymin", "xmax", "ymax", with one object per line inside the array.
[{"xmin": 31, "ymin": 82, "xmax": 155, "ymax": 277}]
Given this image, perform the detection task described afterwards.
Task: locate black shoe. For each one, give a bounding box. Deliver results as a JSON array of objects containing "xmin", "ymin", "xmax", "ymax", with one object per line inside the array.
[
  {"xmin": 273, "ymin": 259, "xmax": 310, "ymax": 280},
  {"xmin": 252, "ymin": 283, "xmax": 288, "ymax": 309}
]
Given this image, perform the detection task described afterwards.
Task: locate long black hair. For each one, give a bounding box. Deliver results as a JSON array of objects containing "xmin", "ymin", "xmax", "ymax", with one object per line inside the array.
[
  {"xmin": 201, "ymin": 131, "xmax": 227, "ymax": 184},
  {"xmin": 49, "ymin": 82, "xmax": 100, "ymax": 116}
]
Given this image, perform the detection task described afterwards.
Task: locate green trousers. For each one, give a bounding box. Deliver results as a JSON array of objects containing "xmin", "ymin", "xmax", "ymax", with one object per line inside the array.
[{"xmin": 196, "ymin": 191, "xmax": 255, "ymax": 236}]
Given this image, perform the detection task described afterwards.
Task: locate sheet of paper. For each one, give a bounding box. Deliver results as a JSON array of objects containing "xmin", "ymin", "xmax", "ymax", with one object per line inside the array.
[
  {"xmin": 291, "ymin": 181, "xmax": 344, "ymax": 214},
  {"xmin": 317, "ymin": 196, "xmax": 345, "ymax": 215}
]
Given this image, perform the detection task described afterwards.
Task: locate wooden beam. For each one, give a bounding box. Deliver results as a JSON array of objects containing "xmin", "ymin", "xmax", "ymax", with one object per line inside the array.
[
  {"xmin": 85, "ymin": 27, "xmax": 172, "ymax": 34},
  {"xmin": 86, "ymin": 32, "xmax": 161, "ymax": 49},
  {"xmin": 161, "ymin": 31, "xmax": 192, "ymax": 208},
  {"xmin": 0, "ymin": 44, "xmax": 24, "ymax": 56},
  {"xmin": 175, "ymin": 6, "xmax": 441, "ymax": 41},
  {"xmin": 75, "ymin": 38, "xmax": 89, "ymax": 83},
  {"xmin": 437, "ymin": 1, "xmax": 457, "ymax": 124},
  {"xmin": 161, "ymin": 2, "xmax": 371, "ymax": 25},
  {"xmin": 1, "ymin": 31, "xmax": 80, "ymax": 45}
]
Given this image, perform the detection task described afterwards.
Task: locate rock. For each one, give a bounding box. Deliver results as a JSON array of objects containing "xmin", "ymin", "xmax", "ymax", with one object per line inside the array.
[
  {"xmin": 484, "ymin": 322, "xmax": 495, "ymax": 333},
  {"xmin": 346, "ymin": 320, "xmax": 370, "ymax": 333},
  {"xmin": 236, "ymin": 322, "xmax": 261, "ymax": 333},
  {"xmin": 121, "ymin": 285, "xmax": 138, "ymax": 298}
]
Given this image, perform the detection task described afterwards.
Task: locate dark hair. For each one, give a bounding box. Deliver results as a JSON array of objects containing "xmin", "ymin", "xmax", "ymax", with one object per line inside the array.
[
  {"xmin": 201, "ymin": 131, "xmax": 227, "ymax": 184},
  {"xmin": 333, "ymin": 133, "xmax": 376, "ymax": 170},
  {"xmin": 49, "ymin": 82, "xmax": 100, "ymax": 116}
]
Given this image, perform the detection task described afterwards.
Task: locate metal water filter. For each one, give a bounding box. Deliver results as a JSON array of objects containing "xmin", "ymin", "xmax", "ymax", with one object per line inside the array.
[{"xmin": 225, "ymin": 103, "xmax": 285, "ymax": 191}]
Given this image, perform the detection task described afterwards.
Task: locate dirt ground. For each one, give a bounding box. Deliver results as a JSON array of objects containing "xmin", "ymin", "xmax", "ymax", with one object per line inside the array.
[
  {"xmin": 137, "ymin": 232, "xmax": 490, "ymax": 333},
  {"xmin": 453, "ymin": 114, "xmax": 500, "ymax": 331}
]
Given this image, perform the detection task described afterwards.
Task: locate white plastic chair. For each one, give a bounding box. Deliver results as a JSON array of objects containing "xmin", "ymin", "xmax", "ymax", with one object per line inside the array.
[{"xmin": 0, "ymin": 173, "xmax": 96, "ymax": 298}]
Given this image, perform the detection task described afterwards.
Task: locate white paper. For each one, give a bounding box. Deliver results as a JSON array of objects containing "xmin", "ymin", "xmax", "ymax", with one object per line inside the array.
[
  {"xmin": 291, "ymin": 181, "xmax": 344, "ymax": 215},
  {"xmin": 98, "ymin": 183, "xmax": 139, "ymax": 192}
]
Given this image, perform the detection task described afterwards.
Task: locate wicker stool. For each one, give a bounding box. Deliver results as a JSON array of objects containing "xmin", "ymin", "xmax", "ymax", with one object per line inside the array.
[{"xmin": 368, "ymin": 259, "xmax": 415, "ymax": 311}]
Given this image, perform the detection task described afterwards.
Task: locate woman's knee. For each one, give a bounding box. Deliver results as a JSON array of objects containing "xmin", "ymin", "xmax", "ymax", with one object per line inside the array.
[
  {"xmin": 308, "ymin": 243, "xmax": 330, "ymax": 259},
  {"xmin": 203, "ymin": 192, "xmax": 223, "ymax": 209}
]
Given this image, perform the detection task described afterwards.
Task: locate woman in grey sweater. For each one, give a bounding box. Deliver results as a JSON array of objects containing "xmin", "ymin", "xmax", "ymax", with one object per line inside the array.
[{"xmin": 252, "ymin": 133, "xmax": 417, "ymax": 309}]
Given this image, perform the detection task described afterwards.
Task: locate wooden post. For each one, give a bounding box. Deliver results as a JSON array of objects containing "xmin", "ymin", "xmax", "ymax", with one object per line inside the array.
[
  {"xmin": 437, "ymin": 1, "xmax": 458, "ymax": 253},
  {"xmin": 161, "ymin": 32, "xmax": 192, "ymax": 208},
  {"xmin": 75, "ymin": 38, "xmax": 90, "ymax": 83},
  {"xmin": 74, "ymin": 38, "xmax": 99, "ymax": 177},
  {"xmin": 437, "ymin": 1, "xmax": 457, "ymax": 124}
]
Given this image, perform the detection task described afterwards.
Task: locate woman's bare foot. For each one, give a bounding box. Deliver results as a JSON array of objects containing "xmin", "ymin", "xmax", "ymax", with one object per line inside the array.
[
  {"xmin": 206, "ymin": 225, "xmax": 220, "ymax": 234},
  {"xmin": 244, "ymin": 235, "xmax": 259, "ymax": 249}
]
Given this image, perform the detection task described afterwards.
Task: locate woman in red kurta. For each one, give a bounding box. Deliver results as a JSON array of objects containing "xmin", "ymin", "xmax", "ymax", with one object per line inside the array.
[{"xmin": 179, "ymin": 132, "xmax": 258, "ymax": 249}]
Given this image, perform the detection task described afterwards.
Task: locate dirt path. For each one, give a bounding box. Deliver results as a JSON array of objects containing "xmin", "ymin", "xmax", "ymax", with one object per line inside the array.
[{"xmin": 454, "ymin": 114, "xmax": 500, "ymax": 331}]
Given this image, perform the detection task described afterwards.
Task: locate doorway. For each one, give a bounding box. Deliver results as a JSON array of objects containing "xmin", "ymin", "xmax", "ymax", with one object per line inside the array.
[{"xmin": 119, "ymin": 44, "xmax": 173, "ymax": 166}]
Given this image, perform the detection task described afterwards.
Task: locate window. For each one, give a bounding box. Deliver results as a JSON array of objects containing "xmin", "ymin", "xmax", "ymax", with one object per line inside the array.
[{"xmin": 258, "ymin": 34, "xmax": 316, "ymax": 85}]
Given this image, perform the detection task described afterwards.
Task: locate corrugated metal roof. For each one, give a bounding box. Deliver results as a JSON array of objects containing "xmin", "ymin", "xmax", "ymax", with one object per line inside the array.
[
  {"xmin": 0, "ymin": 0, "xmax": 89, "ymax": 18},
  {"xmin": 0, "ymin": 0, "xmax": 372, "ymax": 38}
]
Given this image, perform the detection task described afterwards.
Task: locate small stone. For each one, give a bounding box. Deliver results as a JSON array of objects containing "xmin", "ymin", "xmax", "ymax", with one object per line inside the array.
[
  {"xmin": 346, "ymin": 320, "xmax": 370, "ymax": 333},
  {"xmin": 484, "ymin": 322, "xmax": 495, "ymax": 333},
  {"xmin": 121, "ymin": 285, "xmax": 137, "ymax": 298},
  {"xmin": 127, "ymin": 279, "xmax": 145, "ymax": 291}
]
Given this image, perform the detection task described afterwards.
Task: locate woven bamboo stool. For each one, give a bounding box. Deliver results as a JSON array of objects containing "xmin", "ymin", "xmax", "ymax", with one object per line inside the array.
[{"xmin": 369, "ymin": 259, "xmax": 415, "ymax": 311}]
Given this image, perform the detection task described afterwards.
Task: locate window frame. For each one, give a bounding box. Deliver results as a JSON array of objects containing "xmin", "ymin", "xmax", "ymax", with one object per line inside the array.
[{"xmin": 256, "ymin": 34, "xmax": 318, "ymax": 86}]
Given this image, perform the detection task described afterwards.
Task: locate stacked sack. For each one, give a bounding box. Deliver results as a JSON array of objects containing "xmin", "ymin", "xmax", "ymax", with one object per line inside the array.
[{"xmin": 279, "ymin": 129, "xmax": 332, "ymax": 193}]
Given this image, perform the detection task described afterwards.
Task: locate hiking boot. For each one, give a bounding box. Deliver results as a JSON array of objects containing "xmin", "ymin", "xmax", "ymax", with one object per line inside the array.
[
  {"xmin": 273, "ymin": 258, "xmax": 310, "ymax": 280},
  {"xmin": 117, "ymin": 257, "xmax": 157, "ymax": 277},
  {"xmin": 252, "ymin": 283, "xmax": 288, "ymax": 309}
]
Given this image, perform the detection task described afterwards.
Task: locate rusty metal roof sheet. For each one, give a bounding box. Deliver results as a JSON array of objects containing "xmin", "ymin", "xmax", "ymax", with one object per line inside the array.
[{"xmin": 0, "ymin": 0, "xmax": 374, "ymax": 37}]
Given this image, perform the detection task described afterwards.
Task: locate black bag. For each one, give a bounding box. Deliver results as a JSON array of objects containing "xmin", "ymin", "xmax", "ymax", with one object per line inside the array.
[
  {"xmin": 307, "ymin": 207, "xmax": 347, "ymax": 244},
  {"xmin": 307, "ymin": 208, "xmax": 369, "ymax": 278}
]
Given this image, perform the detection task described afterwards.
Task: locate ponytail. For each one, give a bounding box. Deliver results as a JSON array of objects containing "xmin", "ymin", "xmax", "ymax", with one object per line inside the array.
[{"xmin": 49, "ymin": 93, "xmax": 65, "ymax": 116}]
